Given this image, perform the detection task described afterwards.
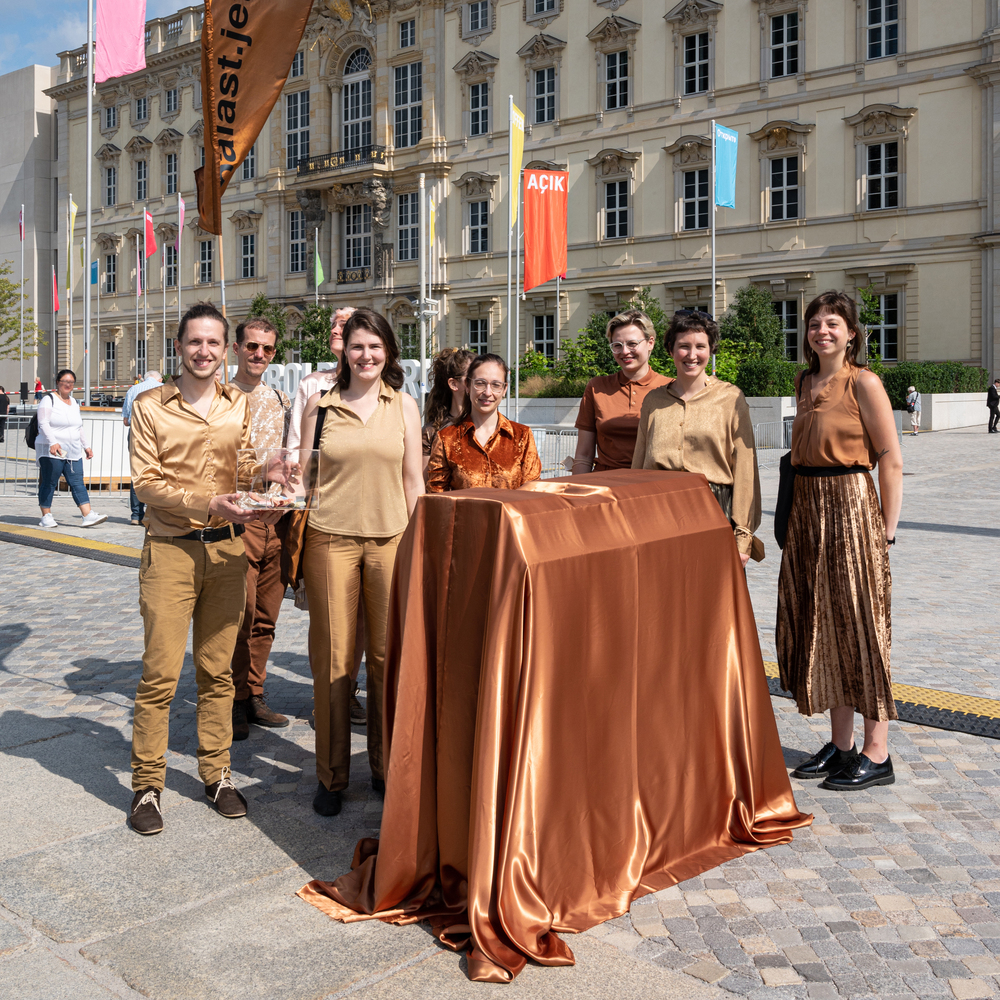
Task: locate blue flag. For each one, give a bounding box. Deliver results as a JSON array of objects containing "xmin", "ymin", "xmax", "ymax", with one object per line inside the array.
[
  {"xmin": 714, "ymin": 124, "xmax": 738, "ymax": 209},
  {"xmin": 90, "ymin": 260, "xmax": 98, "ymax": 285}
]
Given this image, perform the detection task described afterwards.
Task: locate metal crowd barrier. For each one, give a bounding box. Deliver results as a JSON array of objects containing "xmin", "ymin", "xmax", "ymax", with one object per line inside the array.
[{"xmin": 530, "ymin": 427, "xmax": 579, "ymax": 479}]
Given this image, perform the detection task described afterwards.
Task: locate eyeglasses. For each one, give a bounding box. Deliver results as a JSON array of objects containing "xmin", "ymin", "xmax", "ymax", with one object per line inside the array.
[
  {"xmin": 243, "ymin": 341, "xmax": 276, "ymax": 357},
  {"xmin": 675, "ymin": 309, "xmax": 714, "ymax": 321},
  {"xmin": 470, "ymin": 378, "xmax": 506, "ymax": 393},
  {"xmin": 610, "ymin": 340, "xmax": 649, "ymax": 354},
  {"xmin": 57, "ymin": 379, "xmax": 75, "ymax": 386}
]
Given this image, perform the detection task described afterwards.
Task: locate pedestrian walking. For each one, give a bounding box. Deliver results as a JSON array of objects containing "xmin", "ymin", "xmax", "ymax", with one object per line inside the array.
[
  {"xmin": 122, "ymin": 371, "xmax": 163, "ymax": 525},
  {"xmin": 777, "ymin": 291, "xmax": 902, "ymax": 791},
  {"xmin": 988, "ymin": 377, "xmax": 999, "ymax": 433},
  {"xmin": 127, "ymin": 302, "xmax": 280, "ymax": 836},
  {"xmin": 33, "ymin": 376, "xmax": 43, "ymax": 401},
  {"xmin": 228, "ymin": 317, "xmax": 292, "ymax": 739},
  {"xmin": 905, "ymin": 385, "xmax": 921, "ymax": 435},
  {"xmin": 0, "ymin": 386, "xmax": 8, "ymax": 443},
  {"xmin": 36, "ymin": 369, "xmax": 107, "ymax": 529}
]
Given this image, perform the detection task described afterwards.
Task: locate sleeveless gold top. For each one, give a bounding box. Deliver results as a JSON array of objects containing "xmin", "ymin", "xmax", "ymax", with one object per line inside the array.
[{"xmin": 790, "ymin": 365, "xmax": 878, "ymax": 469}]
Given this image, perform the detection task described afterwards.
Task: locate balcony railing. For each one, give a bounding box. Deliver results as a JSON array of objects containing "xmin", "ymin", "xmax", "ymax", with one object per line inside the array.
[
  {"xmin": 297, "ymin": 146, "xmax": 387, "ymax": 176},
  {"xmin": 337, "ymin": 267, "xmax": 371, "ymax": 284}
]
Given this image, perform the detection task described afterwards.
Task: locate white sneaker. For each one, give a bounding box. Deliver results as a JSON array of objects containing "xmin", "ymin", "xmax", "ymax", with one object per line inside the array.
[
  {"xmin": 80, "ymin": 511, "xmax": 108, "ymax": 528},
  {"xmin": 38, "ymin": 513, "xmax": 57, "ymax": 528}
]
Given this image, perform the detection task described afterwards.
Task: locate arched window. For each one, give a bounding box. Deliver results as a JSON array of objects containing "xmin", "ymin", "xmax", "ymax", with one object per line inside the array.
[{"xmin": 343, "ymin": 48, "xmax": 372, "ymax": 151}]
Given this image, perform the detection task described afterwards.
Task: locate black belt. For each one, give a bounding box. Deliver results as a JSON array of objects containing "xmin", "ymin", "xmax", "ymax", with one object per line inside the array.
[
  {"xmin": 175, "ymin": 524, "xmax": 245, "ymax": 543},
  {"xmin": 793, "ymin": 465, "xmax": 868, "ymax": 477}
]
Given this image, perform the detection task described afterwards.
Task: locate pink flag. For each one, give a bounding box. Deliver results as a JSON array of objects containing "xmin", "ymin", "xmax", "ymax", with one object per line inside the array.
[
  {"xmin": 176, "ymin": 196, "xmax": 185, "ymax": 250},
  {"xmin": 144, "ymin": 210, "xmax": 158, "ymax": 257},
  {"xmin": 19, "ymin": 206, "xmax": 24, "ymax": 242},
  {"xmin": 95, "ymin": 0, "xmax": 147, "ymax": 85}
]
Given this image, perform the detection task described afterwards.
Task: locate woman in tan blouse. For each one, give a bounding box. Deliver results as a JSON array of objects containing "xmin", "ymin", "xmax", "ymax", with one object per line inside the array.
[
  {"xmin": 300, "ymin": 309, "xmax": 423, "ymax": 817},
  {"xmin": 777, "ymin": 291, "xmax": 902, "ymax": 793},
  {"xmin": 632, "ymin": 311, "xmax": 762, "ymax": 566}
]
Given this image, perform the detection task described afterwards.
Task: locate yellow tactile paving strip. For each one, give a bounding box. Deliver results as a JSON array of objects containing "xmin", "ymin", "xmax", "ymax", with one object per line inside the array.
[
  {"xmin": 763, "ymin": 660, "xmax": 1000, "ymax": 721},
  {"xmin": 0, "ymin": 522, "xmax": 141, "ymax": 563}
]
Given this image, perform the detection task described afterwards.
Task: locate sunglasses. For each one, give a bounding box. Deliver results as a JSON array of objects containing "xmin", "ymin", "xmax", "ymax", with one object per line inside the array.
[
  {"xmin": 242, "ymin": 341, "xmax": 276, "ymax": 357},
  {"xmin": 675, "ymin": 309, "xmax": 714, "ymax": 321}
]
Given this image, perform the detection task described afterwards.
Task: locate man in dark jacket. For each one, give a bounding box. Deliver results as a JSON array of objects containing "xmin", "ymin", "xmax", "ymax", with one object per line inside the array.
[{"xmin": 988, "ymin": 378, "xmax": 1000, "ymax": 433}]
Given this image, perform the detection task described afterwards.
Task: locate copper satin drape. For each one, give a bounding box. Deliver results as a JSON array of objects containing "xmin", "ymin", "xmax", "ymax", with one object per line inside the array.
[{"xmin": 298, "ymin": 471, "xmax": 812, "ymax": 982}]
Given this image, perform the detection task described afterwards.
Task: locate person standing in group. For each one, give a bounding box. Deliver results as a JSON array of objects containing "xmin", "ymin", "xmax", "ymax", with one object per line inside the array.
[
  {"xmin": 34, "ymin": 376, "xmax": 43, "ymax": 401},
  {"xmin": 122, "ymin": 371, "xmax": 164, "ymax": 525},
  {"xmin": 36, "ymin": 369, "xmax": 107, "ymax": 529},
  {"xmin": 0, "ymin": 385, "xmax": 8, "ymax": 443},
  {"xmin": 905, "ymin": 385, "xmax": 921, "ymax": 436},
  {"xmin": 229, "ymin": 318, "xmax": 292, "ymax": 740},
  {"xmin": 987, "ymin": 377, "xmax": 999, "ymax": 433},
  {"xmin": 570, "ymin": 309, "xmax": 669, "ymax": 475},
  {"xmin": 127, "ymin": 302, "xmax": 279, "ymax": 836},
  {"xmin": 426, "ymin": 353, "xmax": 541, "ymax": 492},
  {"xmin": 299, "ymin": 308, "xmax": 423, "ymax": 817},
  {"xmin": 421, "ymin": 347, "xmax": 475, "ymax": 479},
  {"xmin": 631, "ymin": 312, "xmax": 763, "ymax": 566},
  {"xmin": 777, "ymin": 291, "xmax": 902, "ymax": 791}
]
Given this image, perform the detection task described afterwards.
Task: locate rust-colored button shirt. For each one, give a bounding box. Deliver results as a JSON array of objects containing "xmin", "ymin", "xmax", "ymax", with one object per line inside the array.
[
  {"xmin": 575, "ymin": 369, "xmax": 670, "ymax": 471},
  {"xmin": 426, "ymin": 414, "xmax": 542, "ymax": 492},
  {"xmin": 130, "ymin": 381, "xmax": 254, "ymax": 537}
]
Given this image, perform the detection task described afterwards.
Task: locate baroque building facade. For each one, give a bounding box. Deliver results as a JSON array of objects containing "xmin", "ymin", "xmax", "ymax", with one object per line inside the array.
[{"xmin": 47, "ymin": 0, "xmax": 1000, "ymax": 385}]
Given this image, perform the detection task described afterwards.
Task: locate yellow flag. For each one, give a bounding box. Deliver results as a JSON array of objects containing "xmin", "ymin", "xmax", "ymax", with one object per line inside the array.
[
  {"xmin": 510, "ymin": 101, "xmax": 525, "ymax": 230},
  {"xmin": 429, "ymin": 198, "xmax": 436, "ymax": 247},
  {"xmin": 67, "ymin": 197, "xmax": 78, "ymax": 289}
]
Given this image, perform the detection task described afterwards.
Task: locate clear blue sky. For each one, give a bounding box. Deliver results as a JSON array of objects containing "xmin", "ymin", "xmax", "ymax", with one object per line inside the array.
[{"xmin": 0, "ymin": 0, "xmax": 181, "ymax": 77}]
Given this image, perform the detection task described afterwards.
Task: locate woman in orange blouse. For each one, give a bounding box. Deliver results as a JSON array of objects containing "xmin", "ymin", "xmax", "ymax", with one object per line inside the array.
[{"xmin": 426, "ymin": 354, "xmax": 541, "ymax": 492}]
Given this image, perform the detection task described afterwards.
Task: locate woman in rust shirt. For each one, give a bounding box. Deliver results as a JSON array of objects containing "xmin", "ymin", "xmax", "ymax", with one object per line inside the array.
[
  {"xmin": 426, "ymin": 354, "xmax": 541, "ymax": 492},
  {"xmin": 571, "ymin": 309, "xmax": 669, "ymax": 473}
]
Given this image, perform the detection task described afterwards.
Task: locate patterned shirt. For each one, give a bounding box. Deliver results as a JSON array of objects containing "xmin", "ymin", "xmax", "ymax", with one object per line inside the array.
[{"xmin": 234, "ymin": 381, "xmax": 290, "ymax": 453}]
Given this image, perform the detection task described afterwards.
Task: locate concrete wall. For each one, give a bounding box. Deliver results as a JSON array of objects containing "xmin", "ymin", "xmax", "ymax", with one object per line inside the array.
[{"xmin": 919, "ymin": 393, "xmax": 992, "ymax": 431}]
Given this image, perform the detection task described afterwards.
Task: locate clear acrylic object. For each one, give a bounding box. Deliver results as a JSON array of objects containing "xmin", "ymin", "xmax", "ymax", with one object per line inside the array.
[{"xmin": 235, "ymin": 448, "xmax": 320, "ymax": 510}]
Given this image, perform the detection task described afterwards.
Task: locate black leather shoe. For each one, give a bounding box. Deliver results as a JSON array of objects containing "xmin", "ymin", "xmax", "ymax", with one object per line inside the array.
[
  {"xmin": 313, "ymin": 783, "xmax": 342, "ymax": 816},
  {"xmin": 822, "ymin": 753, "xmax": 894, "ymax": 790},
  {"xmin": 232, "ymin": 698, "xmax": 250, "ymax": 742},
  {"xmin": 350, "ymin": 684, "xmax": 367, "ymax": 727},
  {"xmin": 371, "ymin": 777, "xmax": 385, "ymax": 797},
  {"xmin": 791, "ymin": 742, "xmax": 858, "ymax": 779}
]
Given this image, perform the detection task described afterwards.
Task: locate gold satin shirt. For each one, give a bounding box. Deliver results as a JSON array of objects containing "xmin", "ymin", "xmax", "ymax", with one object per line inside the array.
[
  {"xmin": 631, "ymin": 377, "xmax": 761, "ymax": 555},
  {"xmin": 130, "ymin": 381, "xmax": 254, "ymax": 537}
]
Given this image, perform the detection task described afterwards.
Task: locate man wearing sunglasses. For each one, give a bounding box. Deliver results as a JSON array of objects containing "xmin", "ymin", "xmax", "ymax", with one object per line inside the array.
[{"xmin": 229, "ymin": 317, "xmax": 292, "ymax": 739}]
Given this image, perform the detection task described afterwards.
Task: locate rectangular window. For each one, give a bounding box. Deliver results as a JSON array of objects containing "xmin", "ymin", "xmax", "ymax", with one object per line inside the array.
[
  {"xmin": 470, "ymin": 81, "xmax": 489, "ymax": 136},
  {"xmin": 164, "ymin": 244, "xmax": 177, "ymax": 287},
  {"xmin": 105, "ymin": 166, "xmax": 117, "ymax": 207},
  {"xmin": 103, "ymin": 340, "xmax": 116, "ymax": 381},
  {"xmin": 684, "ymin": 31, "xmax": 710, "ymax": 95},
  {"xmin": 286, "ymin": 90, "xmax": 310, "ymax": 169},
  {"xmin": 773, "ymin": 300, "xmax": 798, "ymax": 361},
  {"xmin": 683, "ymin": 168, "xmax": 710, "ymax": 230},
  {"xmin": 398, "ymin": 323, "xmax": 419, "ymax": 359},
  {"xmin": 164, "ymin": 87, "xmax": 178, "ymax": 114},
  {"xmin": 769, "ymin": 156, "xmax": 799, "ymax": 221},
  {"xmin": 868, "ymin": 0, "xmax": 899, "ymax": 59},
  {"xmin": 872, "ymin": 292, "xmax": 899, "ymax": 361},
  {"xmin": 290, "ymin": 51, "xmax": 304, "ymax": 78},
  {"xmin": 165, "ymin": 152, "xmax": 177, "ymax": 195},
  {"xmin": 136, "ymin": 160, "xmax": 147, "ymax": 202},
  {"xmin": 606, "ymin": 51, "xmax": 629, "ymax": 110},
  {"xmin": 104, "ymin": 254, "xmax": 117, "ymax": 294},
  {"xmin": 289, "ymin": 211, "xmax": 306, "ymax": 272},
  {"xmin": 344, "ymin": 204, "xmax": 372, "ymax": 268},
  {"xmin": 534, "ymin": 67, "xmax": 556, "ymax": 124},
  {"xmin": 469, "ymin": 318, "xmax": 489, "ymax": 353},
  {"xmin": 135, "ymin": 96, "xmax": 148, "ymax": 121},
  {"xmin": 605, "ymin": 181, "xmax": 628, "ymax": 239},
  {"xmin": 397, "ymin": 192, "xmax": 419, "ymax": 261},
  {"xmin": 867, "ymin": 141, "xmax": 898, "ymax": 210},
  {"xmin": 137, "ymin": 338, "xmax": 147, "ymax": 371},
  {"xmin": 199, "ymin": 239, "xmax": 213, "ymax": 283},
  {"xmin": 241, "ymin": 234, "xmax": 255, "ymax": 279},
  {"xmin": 138, "ymin": 252, "xmax": 147, "ymax": 292},
  {"xmin": 468, "ymin": 2, "xmax": 489, "ymax": 32},
  {"xmin": 242, "ymin": 144, "xmax": 256, "ymax": 180},
  {"xmin": 534, "ymin": 0, "xmax": 555, "ymax": 12},
  {"xmin": 400, "ymin": 18, "xmax": 416, "ymax": 48},
  {"xmin": 394, "ymin": 62, "xmax": 423, "ymax": 148},
  {"xmin": 469, "ymin": 200, "xmax": 489, "ymax": 254},
  {"xmin": 164, "ymin": 336, "xmax": 177, "ymax": 376},
  {"xmin": 343, "ymin": 77, "xmax": 372, "ymax": 150},
  {"xmin": 533, "ymin": 314, "xmax": 555, "ymax": 361},
  {"xmin": 103, "ymin": 105, "xmax": 118, "ymax": 129},
  {"xmin": 771, "ymin": 13, "xmax": 799, "ymax": 77}
]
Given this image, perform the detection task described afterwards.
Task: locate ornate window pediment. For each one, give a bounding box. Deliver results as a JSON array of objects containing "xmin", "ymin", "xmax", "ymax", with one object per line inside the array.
[
  {"xmin": 525, "ymin": 158, "xmax": 567, "ymax": 171},
  {"xmin": 187, "ymin": 218, "xmax": 214, "ymax": 238},
  {"xmin": 664, "ymin": 0, "xmax": 724, "ymax": 27},
  {"xmin": 453, "ymin": 171, "xmax": 499, "ymax": 199},
  {"xmin": 155, "ymin": 222, "xmax": 178, "ymax": 244},
  {"xmin": 187, "ymin": 119, "xmax": 204, "ymax": 140},
  {"xmin": 454, "ymin": 50, "xmax": 499, "ymax": 83},
  {"xmin": 516, "ymin": 33, "xmax": 566, "ymax": 65},
  {"xmin": 95, "ymin": 232, "xmax": 122, "ymax": 254},
  {"xmin": 595, "ymin": 0, "xmax": 630, "ymax": 9},
  {"xmin": 586, "ymin": 148, "xmax": 639, "ymax": 178},
  {"xmin": 96, "ymin": 143, "xmax": 122, "ymax": 164},
  {"xmin": 748, "ymin": 119, "xmax": 814, "ymax": 152},
  {"xmin": 664, "ymin": 135, "xmax": 711, "ymax": 165},
  {"xmin": 228, "ymin": 210, "xmax": 262, "ymax": 233},
  {"xmin": 154, "ymin": 128, "xmax": 184, "ymax": 149},
  {"xmin": 843, "ymin": 104, "xmax": 916, "ymax": 139},
  {"xmin": 587, "ymin": 14, "xmax": 640, "ymax": 48},
  {"xmin": 125, "ymin": 136, "xmax": 152, "ymax": 161},
  {"xmin": 524, "ymin": 0, "xmax": 564, "ymax": 30}
]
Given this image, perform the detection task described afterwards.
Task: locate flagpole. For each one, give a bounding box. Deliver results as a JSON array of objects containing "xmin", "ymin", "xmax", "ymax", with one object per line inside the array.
[
  {"xmin": 67, "ymin": 195, "xmax": 72, "ymax": 379},
  {"xmin": 555, "ymin": 273, "xmax": 561, "ymax": 359},
  {"xmin": 84, "ymin": 0, "xmax": 93, "ymax": 405},
  {"xmin": 19, "ymin": 205, "xmax": 24, "ymax": 394},
  {"xmin": 314, "ymin": 227, "xmax": 319, "ymax": 306},
  {"xmin": 96, "ymin": 261, "xmax": 101, "ymax": 393},
  {"xmin": 710, "ymin": 118, "xmax": 717, "ymax": 378},
  {"xmin": 161, "ymin": 245, "xmax": 166, "ymax": 376},
  {"xmin": 177, "ymin": 196, "xmax": 183, "ymax": 334},
  {"xmin": 514, "ymin": 172, "xmax": 522, "ymax": 423},
  {"xmin": 505, "ymin": 95, "xmax": 513, "ymax": 418},
  {"xmin": 52, "ymin": 263, "xmax": 57, "ymax": 388},
  {"xmin": 143, "ymin": 207, "xmax": 148, "ymax": 376},
  {"xmin": 135, "ymin": 238, "xmax": 139, "ymax": 385},
  {"xmin": 418, "ymin": 172, "xmax": 427, "ymax": 413}
]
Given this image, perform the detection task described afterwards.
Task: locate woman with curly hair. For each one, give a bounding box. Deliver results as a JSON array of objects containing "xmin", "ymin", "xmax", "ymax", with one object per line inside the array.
[{"xmin": 421, "ymin": 347, "xmax": 475, "ymax": 478}]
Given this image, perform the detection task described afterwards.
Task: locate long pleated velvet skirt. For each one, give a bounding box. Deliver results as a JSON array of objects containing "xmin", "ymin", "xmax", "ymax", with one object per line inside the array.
[{"xmin": 776, "ymin": 470, "xmax": 895, "ymax": 721}]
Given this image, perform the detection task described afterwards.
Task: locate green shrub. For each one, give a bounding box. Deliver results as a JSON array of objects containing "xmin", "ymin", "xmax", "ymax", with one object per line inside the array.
[
  {"xmin": 735, "ymin": 357, "xmax": 805, "ymax": 398},
  {"xmin": 295, "ymin": 304, "xmax": 335, "ymax": 366},
  {"xmin": 534, "ymin": 377, "xmax": 592, "ymax": 398},
  {"xmin": 868, "ymin": 355, "xmax": 991, "ymax": 409},
  {"xmin": 718, "ymin": 284, "xmax": 784, "ymax": 359},
  {"xmin": 246, "ymin": 293, "xmax": 289, "ymax": 362},
  {"xmin": 516, "ymin": 346, "xmax": 551, "ymax": 382}
]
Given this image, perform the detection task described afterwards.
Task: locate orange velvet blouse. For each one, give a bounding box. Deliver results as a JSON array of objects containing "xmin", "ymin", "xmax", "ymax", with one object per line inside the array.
[{"xmin": 426, "ymin": 414, "xmax": 542, "ymax": 492}]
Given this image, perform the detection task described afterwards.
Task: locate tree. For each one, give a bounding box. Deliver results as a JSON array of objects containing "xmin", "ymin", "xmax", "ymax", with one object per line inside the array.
[
  {"xmin": 294, "ymin": 304, "xmax": 335, "ymax": 366},
  {"xmin": 0, "ymin": 260, "xmax": 46, "ymax": 362},
  {"xmin": 246, "ymin": 293, "xmax": 289, "ymax": 362},
  {"xmin": 718, "ymin": 284, "xmax": 784, "ymax": 359},
  {"xmin": 857, "ymin": 285, "xmax": 883, "ymax": 363}
]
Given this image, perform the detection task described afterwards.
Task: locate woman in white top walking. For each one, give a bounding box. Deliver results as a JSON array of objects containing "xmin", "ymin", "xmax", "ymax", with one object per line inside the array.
[{"xmin": 36, "ymin": 369, "xmax": 106, "ymax": 528}]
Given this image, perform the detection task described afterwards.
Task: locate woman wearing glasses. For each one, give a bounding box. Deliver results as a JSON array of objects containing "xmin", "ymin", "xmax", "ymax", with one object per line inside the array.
[
  {"xmin": 632, "ymin": 311, "xmax": 762, "ymax": 567},
  {"xmin": 426, "ymin": 354, "xmax": 541, "ymax": 492},
  {"xmin": 571, "ymin": 309, "xmax": 669, "ymax": 474},
  {"xmin": 36, "ymin": 369, "xmax": 107, "ymax": 528}
]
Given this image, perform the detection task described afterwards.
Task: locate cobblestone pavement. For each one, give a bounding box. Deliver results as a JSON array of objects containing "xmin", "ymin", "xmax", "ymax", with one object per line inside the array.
[{"xmin": 0, "ymin": 426, "xmax": 998, "ymax": 999}]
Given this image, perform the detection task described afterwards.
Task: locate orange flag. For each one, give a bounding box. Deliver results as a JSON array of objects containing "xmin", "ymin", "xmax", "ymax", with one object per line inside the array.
[
  {"xmin": 523, "ymin": 170, "xmax": 568, "ymax": 293},
  {"xmin": 196, "ymin": 0, "xmax": 314, "ymax": 234}
]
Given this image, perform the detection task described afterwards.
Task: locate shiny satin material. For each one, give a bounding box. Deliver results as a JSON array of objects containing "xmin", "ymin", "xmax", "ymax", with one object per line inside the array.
[
  {"xmin": 790, "ymin": 366, "xmax": 878, "ymax": 470},
  {"xmin": 425, "ymin": 414, "xmax": 541, "ymax": 493},
  {"xmin": 298, "ymin": 471, "xmax": 812, "ymax": 981}
]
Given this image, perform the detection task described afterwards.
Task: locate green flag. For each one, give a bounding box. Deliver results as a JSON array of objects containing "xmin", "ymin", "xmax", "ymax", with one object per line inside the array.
[{"xmin": 315, "ymin": 247, "xmax": 325, "ymax": 287}]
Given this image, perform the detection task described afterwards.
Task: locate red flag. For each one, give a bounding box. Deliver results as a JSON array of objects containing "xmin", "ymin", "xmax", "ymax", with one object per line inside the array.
[
  {"xmin": 523, "ymin": 170, "xmax": 568, "ymax": 293},
  {"xmin": 52, "ymin": 266, "xmax": 59, "ymax": 311},
  {"xmin": 144, "ymin": 210, "xmax": 158, "ymax": 257},
  {"xmin": 19, "ymin": 206, "xmax": 24, "ymax": 242}
]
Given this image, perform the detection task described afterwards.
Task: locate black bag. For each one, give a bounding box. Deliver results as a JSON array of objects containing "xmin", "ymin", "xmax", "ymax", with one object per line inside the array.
[
  {"xmin": 905, "ymin": 401, "xmax": 915, "ymax": 413},
  {"xmin": 774, "ymin": 451, "xmax": 796, "ymax": 550},
  {"xmin": 24, "ymin": 393, "xmax": 53, "ymax": 450}
]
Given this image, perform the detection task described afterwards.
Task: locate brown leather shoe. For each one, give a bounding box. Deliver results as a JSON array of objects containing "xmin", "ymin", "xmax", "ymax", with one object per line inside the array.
[
  {"xmin": 350, "ymin": 684, "xmax": 367, "ymax": 727},
  {"xmin": 247, "ymin": 693, "xmax": 289, "ymax": 729},
  {"xmin": 205, "ymin": 768, "xmax": 247, "ymax": 818},
  {"xmin": 232, "ymin": 698, "xmax": 250, "ymax": 741},
  {"xmin": 130, "ymin": 788, "xmax": 163, "ymax": 835}
]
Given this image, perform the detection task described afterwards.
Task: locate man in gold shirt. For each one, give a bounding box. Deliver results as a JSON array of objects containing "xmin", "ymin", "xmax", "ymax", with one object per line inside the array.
[{"xmin": 128, "ymin": 302, "xmax": 278, "ymax": 835}]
